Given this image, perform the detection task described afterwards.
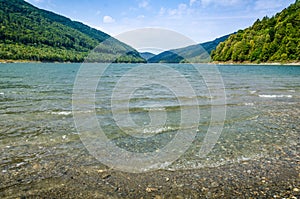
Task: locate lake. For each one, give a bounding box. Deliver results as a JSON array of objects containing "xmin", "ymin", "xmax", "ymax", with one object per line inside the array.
[{"xmin": 0, "ymin": 63, "xmax": 299, "ymax": 197}]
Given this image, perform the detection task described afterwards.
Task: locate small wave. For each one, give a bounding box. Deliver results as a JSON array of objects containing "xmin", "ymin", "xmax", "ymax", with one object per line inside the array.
[
  {"xmin": 168, "ymin": 154, "xmax": 264, "ymax": 171},
  {"xmin": 143, "ymin": 107, "xmax": 166, "ymax": 111},
  {"xmin": 16, "ymin": 162, "xmax": 26, "ymax": 167},
  {"xmin": 259, "ymin": 94, "xmax": 292, "ymax": 98},
  {"xmin": 249, "ymin": 90, "xmax": 257, "ymax": 94},
  {"xmin": 0, "ymin": 92, "xmax": 4, "ymax": 96},
  {"xmin": 143, "ymin": 126, "xmax": 178, "ymax": 134},
  {"xmin": 142, "ymin": 161, "xmax": 173, "ymax": 172},
  {"xmin": 244, "ymin": 102, "xmax": 254, "ymax": 106},
  {"xmin": 50, "ymin": 111, "xmax": 72, "ymax": 116}
]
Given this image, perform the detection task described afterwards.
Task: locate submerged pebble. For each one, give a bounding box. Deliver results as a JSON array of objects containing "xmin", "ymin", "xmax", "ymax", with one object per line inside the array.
[{"xmin": 293, "ymin": 188, "xmax": 299, "ymax": 192}]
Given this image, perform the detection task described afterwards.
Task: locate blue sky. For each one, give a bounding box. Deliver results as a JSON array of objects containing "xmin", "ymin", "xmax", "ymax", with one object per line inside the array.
[{"xmin": 25, "ymin": 0, "xmax": 294, "ymax": 43}]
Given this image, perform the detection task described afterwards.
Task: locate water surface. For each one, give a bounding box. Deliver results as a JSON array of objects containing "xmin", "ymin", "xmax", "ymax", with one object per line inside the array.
[{"xmin": 0, "ymin": 63, "xmax": 299, "ymax": 173}]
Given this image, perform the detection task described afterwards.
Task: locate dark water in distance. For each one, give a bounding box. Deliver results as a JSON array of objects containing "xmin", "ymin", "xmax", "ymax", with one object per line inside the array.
[{"xmin": 0, "ymin": 63, "xmax": 299, "ymax": 172}]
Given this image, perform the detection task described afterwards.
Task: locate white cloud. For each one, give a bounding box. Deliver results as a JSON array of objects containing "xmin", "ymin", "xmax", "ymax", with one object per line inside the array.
[
  {"xmin": 190, "ymin": 0, "xmax": 198, "ymax": 6},
  {"xmin": 103, "ymin": 15, "xmax": 115, "ymax": 23},
  {"xmin": 137, "ymin": 15, "xmax": 145, "ymax": 20},
  {"xmin": 200, "ymin": 0, "xmax": 242, "ymax": 7},
  {"xmin": 139, "ymin": 0, "xmax": 149, "ymax": 9},
  {"xmin": 179, "ymin": 3, "xmax": 188, "ymax": 10},
  {"xmin": 25, "ymin": 0, "xmax": 44, "ymax": 3},
  {"xmin": 254, "ymin": 0, "xmax": 283, "ymax": 11},
  {"xmin": 168, "ymin": 3, "xmax": 189, "ymax": 17},
  {"xmin": 159, "ymin": 7, "xmax": 166, "ymax": 15},
  {"xmin": 96, "ymin": 10, "xmax": 101, "ymax": 16}
]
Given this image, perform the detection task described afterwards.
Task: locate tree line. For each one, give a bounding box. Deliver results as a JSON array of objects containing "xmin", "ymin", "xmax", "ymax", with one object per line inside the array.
[
  {"xmin": 0, "ymin": 0, "xmax": 145, "ymax": 63},
  {"xmin": 211, "ymin": 0, "xmax": 300, "ymax": 63}
]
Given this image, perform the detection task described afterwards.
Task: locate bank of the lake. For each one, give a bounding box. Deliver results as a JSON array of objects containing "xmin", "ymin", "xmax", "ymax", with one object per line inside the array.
[{"xmin": 212, "ymin": 61, "xmax": 300, "ymax": 66}]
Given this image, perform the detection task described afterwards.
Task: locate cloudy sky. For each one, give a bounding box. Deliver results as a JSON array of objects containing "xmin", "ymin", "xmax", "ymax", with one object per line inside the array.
[{"xmin": 25, "ymin": 0, "xmax": 294, "ymax": 43}]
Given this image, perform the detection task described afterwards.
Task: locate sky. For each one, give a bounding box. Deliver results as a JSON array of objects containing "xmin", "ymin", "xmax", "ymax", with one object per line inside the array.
[{"xmin": 24, "ymin": 0, "xmax": 295, "ymax": 44}]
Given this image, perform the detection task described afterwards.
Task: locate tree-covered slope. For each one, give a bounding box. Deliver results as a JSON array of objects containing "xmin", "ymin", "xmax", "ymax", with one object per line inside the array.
[
  {"xmin": 139, "ymin": 52, "xmax": 156, "ymax": 60},
  {"xmin": 211, "ymin": 0, "xmax": 300, "ymax": 63},
  {"xmin": 148, "ymin": 34, "xmax": 231, "ymax": 63},
  {"xmin": 0, "ymin": 0, "xmax": 146, "ymax": 63}
]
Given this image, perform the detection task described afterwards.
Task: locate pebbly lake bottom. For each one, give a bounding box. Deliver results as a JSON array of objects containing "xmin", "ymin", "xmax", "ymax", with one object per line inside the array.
[
  {"xmin": 0, "ymin": 106, "xmax": 299, "ymax": 198},
  {"xmin": 0, "ymin": 63, "xmax": 300, "ymax": 198},
  {"xmin": 1, "ymin": 142, "xmax": 299, "ymax": 198}
]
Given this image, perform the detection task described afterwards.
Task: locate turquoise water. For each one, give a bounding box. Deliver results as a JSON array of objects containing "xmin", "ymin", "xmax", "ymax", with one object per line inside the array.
[{"xmin": 0, "ymin": 63, "xmax": 299, "ymax": 172}]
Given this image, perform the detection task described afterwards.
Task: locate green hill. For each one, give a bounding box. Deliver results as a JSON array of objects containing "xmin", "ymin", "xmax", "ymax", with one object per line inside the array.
[
  {"xmin": 148, "ymin": 34, "xmax": 231, "ymax": 63},
  {"xmin": 211, "ymin": 0, "xmax": 300, "ymax": 63},
  {"xmin": 0, "ymin": 0, "xmax": 146, "ymax": 63},
  {"xmin": 139, "ymin": 52, "xmax": 156, "ymax": 60}
]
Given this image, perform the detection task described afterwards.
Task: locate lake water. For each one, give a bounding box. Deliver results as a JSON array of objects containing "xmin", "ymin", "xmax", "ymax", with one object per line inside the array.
[{"xmin": 0, "ymin": 63, "xmax": 299, "ymax": 173}]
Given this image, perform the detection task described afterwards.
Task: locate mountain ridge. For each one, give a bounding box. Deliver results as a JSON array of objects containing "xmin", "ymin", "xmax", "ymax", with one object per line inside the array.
[
  {"xmin": 148, "ymin": 34, "xmax": 231, "ymax": 63},
  {"xmin": 0, "ymin": 0, "xmax": 146, "ymax": 63},
  {"xmin": 139, "ymin": 52, "xmax": 156, "ymax": 61}
]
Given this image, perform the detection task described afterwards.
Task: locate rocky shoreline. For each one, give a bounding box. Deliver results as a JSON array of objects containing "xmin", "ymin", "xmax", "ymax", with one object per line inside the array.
[
  {"xmin": 1, "ymin": 60, "xmax": 300, "ymax": 65},
  {"xmin": 211, "ymin": 61, "xmax": 300, "ymax": 66},
  {"xmin": 1, "ymin": 143, "xmax": 299, "ymax": 199}
]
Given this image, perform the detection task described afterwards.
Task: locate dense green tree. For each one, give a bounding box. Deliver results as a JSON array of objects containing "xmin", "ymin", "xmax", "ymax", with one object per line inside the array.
[
  {"xmin": 212, "ymin": 0, "xmax": 300, "ymax": 63},
  {"xmin": 0, "ymin": 0, "xmax": 146, "ymax": 63}
]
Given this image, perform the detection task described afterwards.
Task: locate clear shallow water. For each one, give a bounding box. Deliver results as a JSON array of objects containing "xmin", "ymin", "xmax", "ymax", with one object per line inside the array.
[{"xmin": 0, "ymin": 63, "xmax": 299, "ymax": 172}]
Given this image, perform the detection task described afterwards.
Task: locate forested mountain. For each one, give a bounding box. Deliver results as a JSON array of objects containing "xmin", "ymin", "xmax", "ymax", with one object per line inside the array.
[
  {"xmin": 139, "ymin": 52, "xmax": 156, "ymax": 60},
  {"xmin": 148, "ymin": 34, "xmax": 231, "ymax": 63},
  {"xmin": 211, "ymin": 0, "xmax": 300, "ymax": 63},
  {"xmin": 0, "ymin": 0, "xmax": 146, "ymax": 63}
]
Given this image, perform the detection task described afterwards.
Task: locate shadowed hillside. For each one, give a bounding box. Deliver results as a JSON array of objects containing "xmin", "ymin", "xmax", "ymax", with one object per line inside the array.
[{"xmin": 0, "ymin": 0, "xmax": 146, "ymax": 63}]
